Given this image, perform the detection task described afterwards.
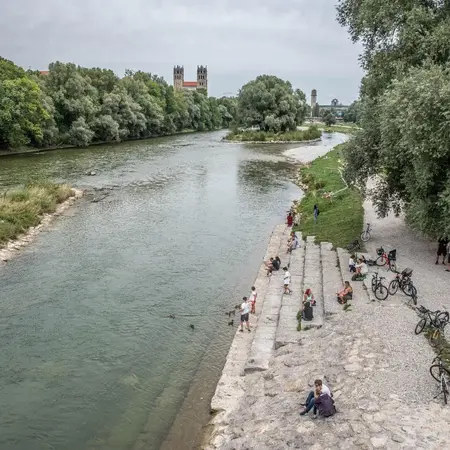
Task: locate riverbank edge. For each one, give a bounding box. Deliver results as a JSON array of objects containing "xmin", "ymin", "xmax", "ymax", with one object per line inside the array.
[
  {"xmin": 0, "ymin": 128, "xmax": 213, "ymax": 157},
  {"xmin": 222, "ymin": 137, "xmax": 322, "ymax": 145},
  {"xmin": 201, "ymin": 224, "xmax": 287, "ymax": 448},
  {"xmin": 0, "ymin": 188, "xmax": 84, "ymax": 264}
]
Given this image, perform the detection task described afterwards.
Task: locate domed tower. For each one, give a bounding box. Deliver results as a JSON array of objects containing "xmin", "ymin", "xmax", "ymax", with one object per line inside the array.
[
  {"xmin": 311, "ymin": 89, "xmax": 317, "ymax": 115},
  {"xmin": 173, "ymin": 65, "xmax": 184, "ymax": 90},
  {"xmin": 197, "ymin": 65, "xmax": 208, "ymax": 93}
]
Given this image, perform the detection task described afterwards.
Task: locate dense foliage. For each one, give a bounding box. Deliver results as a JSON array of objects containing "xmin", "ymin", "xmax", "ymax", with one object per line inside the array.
[
  {"xmin": 234, "ymin": 75, "xmax": 307, "ymax": 132},
  {"xmin": 0, "ymin": 57, "xmax": 236, "ymax": 149},
  {"xmin": 226, "ymin": 126, "xmax": 321, "ymax": 142},
  {"xmin": 321, "ymin": 110, "xmax": 336, "ymax": 126},
  {"xmin": 337, "ymin": 0, "xmax": 450, "ymax": 236}
]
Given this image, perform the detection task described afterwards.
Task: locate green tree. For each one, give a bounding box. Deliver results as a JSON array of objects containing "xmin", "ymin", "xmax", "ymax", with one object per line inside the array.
[
  {"xmin": 337, "ymin": 0, "xmax": 450, "ymax": 235},
  {"xmin": 0, "ymin": 77, "xmax": 49, "ymax": 147},
  {"xmin": 236, "ymin": 75, "xmax": 307, "ymax": 132},
  {"xmin": 321, "ymin": 110, "xmax": 336, "ymax": 126},
  {"xmin": 312, "ymin": 103, "xmax": 320, "ymax": 118},
  {"xmin": 343, "ymin": 100, "xmax": 360, "ymax": 123}
]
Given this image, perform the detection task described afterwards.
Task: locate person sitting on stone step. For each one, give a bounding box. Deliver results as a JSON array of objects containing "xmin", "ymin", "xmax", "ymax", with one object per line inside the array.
[
  {"xmin": 264, "ymin": 256, "xmax": 280, "ymax": 276},
  {"xmin": 303, "ymin": 288, "xmax": 316, "ymax": 306},
  {"xmin": 337, "ymin": 281, "xmax": 353, "ymax": 304},
  {"xmin": 352, "ymin": 257, "xmax": 368, "ymax": 281},
  {"xmin": 302, "ymin": 289, "xmax": 314, "ymax": 321},
  {"xmin": 300, "ymin": 379, "xmax": 332, "ymax": 416},
  {"xmin": 287, "ymin": 232, "xmax": 300, "ymax": 253}
]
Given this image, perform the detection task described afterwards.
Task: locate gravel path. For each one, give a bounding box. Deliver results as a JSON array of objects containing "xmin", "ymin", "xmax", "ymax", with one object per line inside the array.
[{"xmin": 204, "ymin": 197, "xmax": 450, "ymax": 449}]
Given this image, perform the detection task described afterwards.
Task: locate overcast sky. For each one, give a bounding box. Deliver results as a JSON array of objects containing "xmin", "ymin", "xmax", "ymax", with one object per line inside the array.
[{"xmin": 0, "ymin": 0, "xmax": 363, "ymax": 104}]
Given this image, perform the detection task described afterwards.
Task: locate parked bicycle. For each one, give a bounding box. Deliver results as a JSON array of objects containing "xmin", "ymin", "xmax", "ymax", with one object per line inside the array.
[
  {"xmin": 375, "ymin": 247, "xmax": 397, "ymax": 272},
  {"xmin": 346, "ymin": 239, "xmax": 361, "ymax": 253},
  {"xmin": 414, "ymin": 306, "xmax": 449, "ymax": 343},
  {"xmin": 430, "ymin": 351, "xmax": 450, "ymax": 405},
  {"xmin": 360, "ymin": 223, "xmax": 372, "ymax": 242},
  {"xmin": 371, "ymin": 272, "xmax": 389, "ymax": 301},
  {"xmin": 388, "ymin": 268, "xmax": 417, "ymax": 301}
]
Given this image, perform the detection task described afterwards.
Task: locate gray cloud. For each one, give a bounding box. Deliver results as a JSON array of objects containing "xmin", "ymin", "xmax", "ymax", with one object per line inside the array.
[{"xmin": 0, "ymin": 0, "xmax": 363, "ymax": 103}]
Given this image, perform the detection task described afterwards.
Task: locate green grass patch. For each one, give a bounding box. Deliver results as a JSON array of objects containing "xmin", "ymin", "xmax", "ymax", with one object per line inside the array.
[
  {"xmin": 0, "ymin": 182, "xmax": 73, "ymax": 244},
  {"xmin": 294, "ymin": 144, "xmax": 364, "ymax": 249},
  {"xmin": 226, "ymin": 126, "xmax": 322, "ymax": 142}
]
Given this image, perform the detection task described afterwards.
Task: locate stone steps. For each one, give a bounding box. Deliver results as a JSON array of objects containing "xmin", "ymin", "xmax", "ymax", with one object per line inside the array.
[
  {"xmin": 302, "ymin": 236, "xmax": 324, "ymax": 329},
  {"xmin": 320, "ymin": 242, "xmax": 343, "ymax": 318},
  {"xmin": 210, "ymin": 224, "xmax": 286, "ymax": 415},
  {"xmin": 275, "ymin": 232, "xmax": 305, "ymax": 349},
  {"xmin": 244, "ymin": 226, "xmax": 293, "ymax": 373}
]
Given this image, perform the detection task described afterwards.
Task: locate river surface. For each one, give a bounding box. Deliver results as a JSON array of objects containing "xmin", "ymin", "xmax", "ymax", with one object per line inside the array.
[{"xmin": 0, "ymin": 130, "xmax": 346, "ymax": 450}]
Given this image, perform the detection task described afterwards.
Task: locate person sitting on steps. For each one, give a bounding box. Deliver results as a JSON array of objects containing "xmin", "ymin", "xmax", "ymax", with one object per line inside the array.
[
  {"xmin": 352, "ymin": 257, "xmax": 368, "ymax": 281},
  {"xmin": 287, "ymin": 232, "xmax": 300, "ymax": 253},
  {"xmin": 302, "ymin": 289, "xmax": 314, "ymax": 321},
  {"xmin": 349, "ymin": 254, "xmax": 356, "ymax": 273},
  {"xmin": 300, "ymin": 379, "xmax": 332, "ymax": 416},
  {"xmin": 264, "ymin": 256, "xmax": 280, "ymax": 276},
  {"xmin": 337, "ymin": 281, "xmax": 353, "ymax": 304}
]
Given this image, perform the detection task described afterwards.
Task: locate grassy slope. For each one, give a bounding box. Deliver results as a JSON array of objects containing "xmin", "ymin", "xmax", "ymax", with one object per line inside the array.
[
  {"xmin": 295, "ymin": 144, "xmax": 364, "ymax": 248},
  {"xmin": 0, "ymin": 183, "xmax": 73, "ymax": 244}
]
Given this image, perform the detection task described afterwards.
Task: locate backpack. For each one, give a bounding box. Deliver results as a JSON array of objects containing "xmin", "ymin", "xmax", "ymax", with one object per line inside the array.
[{"xmin": 315, "ymin": 394, "xmax": 336, "ymax": 417}]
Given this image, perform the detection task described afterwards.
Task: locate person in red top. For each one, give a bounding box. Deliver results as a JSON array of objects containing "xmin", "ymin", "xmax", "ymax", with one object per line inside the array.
[{"xmin": 286, "ymin": 212, "xmax": 293, "ymax": 227}]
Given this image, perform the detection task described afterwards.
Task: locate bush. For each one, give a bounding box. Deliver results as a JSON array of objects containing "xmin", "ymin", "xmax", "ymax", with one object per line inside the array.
[
  {"xmin": 226, "ymin": 126, "xmax": 321, "ymax": 142},
  {"xmin": 0, "ymin": 182, "xmax": 74, "ymax": 244}
]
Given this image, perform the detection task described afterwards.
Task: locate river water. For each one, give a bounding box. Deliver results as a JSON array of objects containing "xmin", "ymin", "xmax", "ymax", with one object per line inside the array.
[{"xmin": 0, "ymin": 130, "xmax": 346, "ymax": 450}]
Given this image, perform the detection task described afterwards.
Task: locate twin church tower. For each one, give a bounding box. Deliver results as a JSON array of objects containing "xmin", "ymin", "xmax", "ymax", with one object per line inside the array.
[{"xmin": 173, "ymin": 65, "xmax": 208, "ymax": 93}]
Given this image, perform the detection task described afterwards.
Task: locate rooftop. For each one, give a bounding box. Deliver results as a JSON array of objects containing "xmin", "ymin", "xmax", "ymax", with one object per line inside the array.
[{"xmin": 183, "ymin": 81, "xmax": 197, "ymax": 87}]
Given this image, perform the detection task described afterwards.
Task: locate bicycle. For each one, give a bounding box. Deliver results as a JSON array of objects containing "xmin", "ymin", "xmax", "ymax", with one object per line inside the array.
[
  {"xmin": 346, "ymin": 239, "xmax": 361, "ymax": 253},
  {"xmin": 414, "ymin": 306, "xmax": 449, "ymax": 338},
  {"xmin": 375, "ymin": 247, "xmax": 397, "ymax": 272},
  {"xmin": 388, "ymin": 268, "xmax": 416, "ymax": 299},
  {"xmin": 371, "ymin": 272, "xmax": 389, "ymax": 301},
  {"xmin": 430, "ymin": 352, "xmax": 450, "ymax": 405},
  {"xmin": 360, "ymin": 223, "xmax": 372, "ymax": 242}
]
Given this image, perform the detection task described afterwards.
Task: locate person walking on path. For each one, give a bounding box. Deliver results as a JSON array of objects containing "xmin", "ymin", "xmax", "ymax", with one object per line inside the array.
[
  {"xmin": 249, "ymin": 286, "xmax": 257, "ymax": 314},
  {"xmin": 286, "ymin": 212, "xmax": 293, "ymax": 227},
  {"xmin": 313, "ymin": 204, "xmax": 319, "ymax": 223},
  {"xmin": 239, "ymin": 297, "xmax": 251, "ymax": 332},
  {"xmin": 436, "ymin": 236, "xmax": 449, "ymax": 265},
  {"xmin": 283, "ymin": 267, "xmax": 292, "ymax": 294}
]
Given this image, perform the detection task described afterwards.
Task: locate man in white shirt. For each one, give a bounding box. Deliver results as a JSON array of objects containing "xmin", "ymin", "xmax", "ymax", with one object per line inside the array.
[
  {"xmin": 283, "ymin": 267, "xmax": 292, "ymax": 294},
  {"xmin": 300, "ymin": 379, "xmax": 332, "ymax": 415},
  {"xmin": 239, "ymin": 297, "xmax": 251, "ymax": 332}
]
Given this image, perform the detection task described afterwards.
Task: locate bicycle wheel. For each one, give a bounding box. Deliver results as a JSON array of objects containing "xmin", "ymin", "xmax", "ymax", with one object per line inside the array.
[
  {"xmin": 375, "ymin": 256, "xmax": 386, "ymax": 267},
  {"xmin": 389, "ymin": 261, "xmax": 397, "ymax": 272},
  {"xmin": 374, "ymin": 284, "xmax": 389, "ymax": 301},
  {"xmin": 360, "ymin": 230, "xmax": 371, "ymax": 242},
  {"xmin": 415, "ymin": 317, "xmax": 427, "ymax": 335},
  {"xmin": 402, "ymin": 281, "xmax": 415, "ymax": 297},
  {"xmin": 388, "ymin": 279, "xmax": 399, "ymax": 295},
  {"xmin": 430, "ymin": 364, "xmax": 450, "ymax": 383}
]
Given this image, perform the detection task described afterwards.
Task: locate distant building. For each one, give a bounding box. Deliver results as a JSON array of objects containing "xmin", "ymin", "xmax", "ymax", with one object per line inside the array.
[
  {"xmin": 173, "ymin": 65, "xmax": 208, "ymax": 93},
  {"xmin": 39, "ymin": 70, "xmax": 49, "ymax": 75}
]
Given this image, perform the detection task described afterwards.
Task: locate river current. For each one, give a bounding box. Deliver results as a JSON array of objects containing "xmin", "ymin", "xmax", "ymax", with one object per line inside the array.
[{"xmin": 0, "ymin": 130, "xmax": 346, "ymax": 450}]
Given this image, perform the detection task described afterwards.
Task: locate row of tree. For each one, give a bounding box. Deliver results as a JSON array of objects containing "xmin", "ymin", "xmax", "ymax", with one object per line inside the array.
[
  {"xmin": 0, "ymin": 57, "xmax": 237, "ymax": 149},
  {"xmin": 337, "ymin": 0, "xmax": 450, "ymax": 236}
]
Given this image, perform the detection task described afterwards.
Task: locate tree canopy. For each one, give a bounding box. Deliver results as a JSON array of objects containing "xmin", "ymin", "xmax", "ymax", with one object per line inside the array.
[
  {"xmin": 235, "ymin": 75, "xmax": 307, "ymax": 132},
  {"xmin": 337, "ymin": 0, "xmax": 450, "ymax": 236},
  {"xmin": 0, "ymin": 58, "xmax": 237, "ymax": 149}
]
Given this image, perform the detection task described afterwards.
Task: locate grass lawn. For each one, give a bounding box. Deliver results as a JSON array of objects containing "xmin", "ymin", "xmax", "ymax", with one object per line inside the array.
[
  {"xmin": 294, "ymin": 144, "xmax": 364, "ymax": 249},
  {"xmin": 0, "ymin": 182, "xmax": 73, "ymax": 244}
]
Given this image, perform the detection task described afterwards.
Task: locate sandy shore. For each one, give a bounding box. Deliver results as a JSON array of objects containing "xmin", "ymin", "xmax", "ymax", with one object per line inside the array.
[{"xmin": 0, "ymin": 188, "xmax": 84, "ymax": 265}]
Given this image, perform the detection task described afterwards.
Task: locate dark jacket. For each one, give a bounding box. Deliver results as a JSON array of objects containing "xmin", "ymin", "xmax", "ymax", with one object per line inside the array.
[{"xmin": 314, "ymin": 394, "xmax": 336, "ymax": 417}]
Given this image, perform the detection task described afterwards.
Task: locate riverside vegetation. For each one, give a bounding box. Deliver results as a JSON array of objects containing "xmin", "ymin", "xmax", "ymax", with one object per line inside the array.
[
  {"xmin": 337, "ymin": 0, "xmax": 450, "ymax": 237},
  {"xmin": 0, "ymin": 182, "xmax": 73, "ymax": 244},
  {"xmin": 0, "ymin": 57, "xmax": 237, "ymax": 150},
  {"xmin": 295, "ymin": 144, "xmax": 364, "ymax": 249},
  {"xmin": 226, "ymin": 126, "xmax": 321, "ymax": 142}
]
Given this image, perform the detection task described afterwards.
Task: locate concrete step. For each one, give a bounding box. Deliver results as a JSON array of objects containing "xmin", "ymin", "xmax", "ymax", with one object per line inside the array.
[
  {"xmin": 275, "ymin": 233, "xmax": 305, "ymax": 349},
  {"xmin": 320, "ymin": 242, "xmax": 343, "ymax": 318},
  {"xmin": 302, "ymin": 236, "xmax": 323, "ymax": 329},
  {"xmin": 336, "ymin": 247, "xmax": 371, "ymax": 305},
  {"xmin": 244, "ymin": 226, "xmax": 292, "ymax": 373}
]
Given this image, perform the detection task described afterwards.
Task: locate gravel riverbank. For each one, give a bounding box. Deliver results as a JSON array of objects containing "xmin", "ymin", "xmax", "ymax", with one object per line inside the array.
[{"xmin": 202, "ymin": 197, "xmax": 450, "ymax": 449}]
